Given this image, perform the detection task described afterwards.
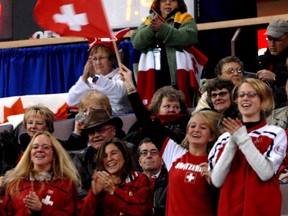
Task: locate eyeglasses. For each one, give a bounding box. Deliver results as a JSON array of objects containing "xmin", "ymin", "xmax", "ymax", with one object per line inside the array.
[
  {"xmin": 139, "ymin": 149, "xmax": 159, "ymax": 156},
  {"xmin": 88, "ymin": 126, "xmax": 114, "ymax": 136},
  {"xmin": 92, "ymin": 56, "xmax": 109, "ymax": 62},
  {"xmin": 210, "ymin": 91, "xmax": 229, "ymax": 99},
  {"xmin": 224, "ymin": 68, "xmax": 243, "ymax": 74},
  {"xmin": 237, "ymin": 91, "xmax": 258, "ymax": 98}
]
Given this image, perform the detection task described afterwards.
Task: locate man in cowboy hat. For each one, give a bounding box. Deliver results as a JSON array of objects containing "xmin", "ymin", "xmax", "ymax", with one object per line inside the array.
[
  {"xmin": 69, "ymin": 109, "xmax": 126, "ymax": 201},
  {"xmin": 82, "ymin": 108, "xmax": 124, "ymax": 149}
]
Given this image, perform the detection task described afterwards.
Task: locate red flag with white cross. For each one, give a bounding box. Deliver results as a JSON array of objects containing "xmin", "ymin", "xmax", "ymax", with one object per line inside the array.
[{"xmin": 33, "ymin": 0, "xmax": 112, "ymax": 40}]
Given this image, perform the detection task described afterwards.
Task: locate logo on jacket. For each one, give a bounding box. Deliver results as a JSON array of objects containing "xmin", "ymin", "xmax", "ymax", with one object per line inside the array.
[
  {"xmin": 184, "ymin": 171, "xmax": 196, "ymax": 184},
  {"xmin": 274, "ymin": 145, "xmax": 286, "ymax": 156},
  {"xmin": 42, "ymin": 195, "xmax": 54, "ymax": 206}
]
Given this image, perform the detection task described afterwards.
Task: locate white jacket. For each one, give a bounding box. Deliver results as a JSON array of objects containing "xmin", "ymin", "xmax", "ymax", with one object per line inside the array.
[{"xmin": 66, "ymin": 68, "xmax": 133, "ymax": 114}]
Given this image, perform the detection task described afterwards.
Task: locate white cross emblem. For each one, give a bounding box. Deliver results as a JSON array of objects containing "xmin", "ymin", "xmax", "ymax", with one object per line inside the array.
[
  {"xmin": 42, "ymin": 195, "xmax": 54, "ymax": 206},
  {"xmin": 53, "ymin": 4, "xmax": 88, "ymax": 31},
  {"xmin": 185, "ymin": 172, "xmax": 196, "ymax": 183}
]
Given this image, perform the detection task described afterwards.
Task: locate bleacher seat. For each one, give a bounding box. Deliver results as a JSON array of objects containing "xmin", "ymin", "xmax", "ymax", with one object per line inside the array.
[
  {"xmin": 13, "ymin": 113, "xmax": 136, "ymax": 142},
  {"xmin": 115, "ymin": 113, "xmax": 137, "ymax": 134},
  {"xmin": 0, "ymin": 124, "xmax": 13, "ymax": 133},
  {"xmin": 15, "ymin": 118, "xmax": 75, "ymax": 142}
]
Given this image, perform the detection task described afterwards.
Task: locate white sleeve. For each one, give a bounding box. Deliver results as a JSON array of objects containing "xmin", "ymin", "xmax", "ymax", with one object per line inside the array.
[
  {"xmin": 232, "ymin": 126, "xmax": 275, "ymax": 181},
  {"xmin": 66, "ymin": 77, "xmax": 91, "ymax": 106},
  {"xmin": 210, "ymin": 137, "xmax": 237, "ymax": 187},
  {"xmin": 95, "ymin": 73, "xmax": 127, "ymax": 103},
  {"xmin": 161, "ymin": 139, "xmax": 187, "ymax": 171}
]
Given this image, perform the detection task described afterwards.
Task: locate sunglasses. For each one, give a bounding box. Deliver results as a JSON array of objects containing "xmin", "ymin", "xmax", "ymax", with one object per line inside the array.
[{"xmin": 210, "ymin": 91, "xmax": 229, "ymax": 99}]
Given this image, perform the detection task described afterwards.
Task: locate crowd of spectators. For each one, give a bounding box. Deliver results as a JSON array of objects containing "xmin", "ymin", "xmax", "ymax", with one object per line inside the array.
[{"xmin": 0, "ymin": 1, "xmax": 288, "ymax": 214}]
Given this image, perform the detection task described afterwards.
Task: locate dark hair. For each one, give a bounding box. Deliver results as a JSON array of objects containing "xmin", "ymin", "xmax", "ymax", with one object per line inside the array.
[
  {"xmin": 150, "ymin": 0, "xmax": 187, "ymax": 15},
  {"xmin": 148, "ymin": 86, "xmax": 188, "ymax": 115},
  {"xmin": 214, "ymin": 56, "xmax": 244, "ymax": 77},
  {"xmin": 95, "ymin": 137, "xmax": 136, "ymax": 181},
  {"xmin": 206, "ymin": 78, "xmax": 235, "ymax": 108},
  {"xmin": 137, "ymin": 137, "xmax": 156, "ymax": 156}
]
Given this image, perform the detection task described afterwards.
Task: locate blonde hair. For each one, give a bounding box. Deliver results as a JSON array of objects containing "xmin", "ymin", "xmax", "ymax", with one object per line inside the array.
[
  {"xmin": 233, "ymin": 78, "xmax": 274, "ymax": 119},
  {"xmin": 79, "ymin": 90, "xmax": 112, "ymax": 115},
  {"xmin": 23, "ymin": 105, "xmax": 54, "ymax": 133},
  {"xmin": 3, "ymin": 131, "xmax": 80, "ymax": 194},
  {"xmin": 181, "ymin": 109, "xmax": 221, "ymax": 152}
]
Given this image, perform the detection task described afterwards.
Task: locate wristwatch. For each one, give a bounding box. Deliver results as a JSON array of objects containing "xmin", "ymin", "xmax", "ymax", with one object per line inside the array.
[{"xmin": 92, "ymin": 74, "xmax": 101, "ymax": 83}]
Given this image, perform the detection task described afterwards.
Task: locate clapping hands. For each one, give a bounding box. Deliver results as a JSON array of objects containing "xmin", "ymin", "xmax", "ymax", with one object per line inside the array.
[
  {"xmin": 23, "ymin": 191, "xmax": 42, "ymax": 213},
  {"xmin": 91, "ymin": 171, "xmax": 117, "ymax": 195},
  {"xmin": 149, "ymin": 14, "xmax": 163, "ymax": 31},
  {"xmin": 222, "ymin": 117, "xmax": 243, "ymax": 135}
]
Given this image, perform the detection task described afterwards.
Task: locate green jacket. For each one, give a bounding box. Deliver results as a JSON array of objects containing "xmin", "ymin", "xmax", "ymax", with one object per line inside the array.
[{"xmin": 131, "ymin": 11, "xmax": 198, "ymax": 85}]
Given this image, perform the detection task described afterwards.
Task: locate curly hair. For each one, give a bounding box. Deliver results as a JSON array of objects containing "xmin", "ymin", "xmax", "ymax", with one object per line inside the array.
[
  {"xmin": 148, "ymin": 86, "xmax": 188, "ymax": 115},
  {"xmin": 214, "ymin": 56, "xmax": 244, "ymax": 77},
  {"xmin": 206, "ymin": 78, "xmax": 235, "ymax": 109},
  {"xmin": 23, "ymin": 105, "xmax": 54, "ymax": 133}
]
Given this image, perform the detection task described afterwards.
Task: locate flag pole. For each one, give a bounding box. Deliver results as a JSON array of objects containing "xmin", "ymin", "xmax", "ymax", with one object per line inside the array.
[{"xmin": 112, "ymin": 40, "xmax": 122, "ymax": 71}]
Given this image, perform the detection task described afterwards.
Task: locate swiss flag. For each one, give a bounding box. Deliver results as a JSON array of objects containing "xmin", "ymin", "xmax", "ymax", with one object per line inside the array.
[{"xmin": 33, "ymin": 0, "xmax": 112, "ymax": 41}]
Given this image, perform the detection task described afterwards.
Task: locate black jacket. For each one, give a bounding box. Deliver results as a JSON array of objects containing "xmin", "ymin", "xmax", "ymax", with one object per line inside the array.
[
  {"xmin": 257, "ymin": 48, "xmax": 288, "ymax": 109},
  {"xmin": 69, "ymin": 146, "xmax": 97, "ymax": 199},
  {"xmin": 153, "ymin": 166, "xmax": 168, "ymax": 216}
]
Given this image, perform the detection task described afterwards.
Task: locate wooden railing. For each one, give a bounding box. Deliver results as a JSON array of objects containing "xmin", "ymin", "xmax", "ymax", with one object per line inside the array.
[
  {"xmin": 197, "ymin": 14, "xmax": 288, "ymax": 31},
  {"xmin": 0, "ymin": 14, "xmax": 288, "ymax": 49},
  {"xmin": 0, "ymin": 37, "xmax": 88, "ymax": 49}
]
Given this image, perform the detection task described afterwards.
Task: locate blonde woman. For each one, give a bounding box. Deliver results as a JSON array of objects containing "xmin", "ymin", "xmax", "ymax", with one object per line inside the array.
[
  {"xmin": 1, "ymin": 131, "xmax": 80, "ymax": 216},
  {"xmin": 209, "ymin": 78, "xmax": 287, "ymax": 215},
  {"xmin": 20, "ymin": 105, "xmax": 55, "ymax": 151}
]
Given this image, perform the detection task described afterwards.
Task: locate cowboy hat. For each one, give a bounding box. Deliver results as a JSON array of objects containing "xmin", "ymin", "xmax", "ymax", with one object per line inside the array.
[{"xmin": 83, "ymin": 109, "xmax": 123, "ymax": 131}]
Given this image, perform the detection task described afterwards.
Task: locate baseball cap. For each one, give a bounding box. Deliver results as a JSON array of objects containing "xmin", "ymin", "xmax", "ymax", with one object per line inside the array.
[{"xmin": 265, "ymin": 19, "xmax": 288, "ymax": 38}]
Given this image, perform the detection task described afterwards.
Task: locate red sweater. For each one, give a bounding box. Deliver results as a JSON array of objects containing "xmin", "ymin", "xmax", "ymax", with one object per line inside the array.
[
  {"xmin": 79, "ymin": 172, "xmax": 154, "ymax": 216},
  {"xmin": 209, "ymin": 122, "xmax": 286, "ymax": 215},
  {"xmin": 1, "ymin": 178, "xmax": 78, "ymax": 216}
]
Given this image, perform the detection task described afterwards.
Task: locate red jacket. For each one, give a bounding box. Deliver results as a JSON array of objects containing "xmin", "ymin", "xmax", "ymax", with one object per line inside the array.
[
  {"xmin": 1, "ymin": 178, "xmax": 78, "ymax": 216},
  {"xmin": 79, "ymin": 172, "xmax": 154, "ymax": 216}
]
